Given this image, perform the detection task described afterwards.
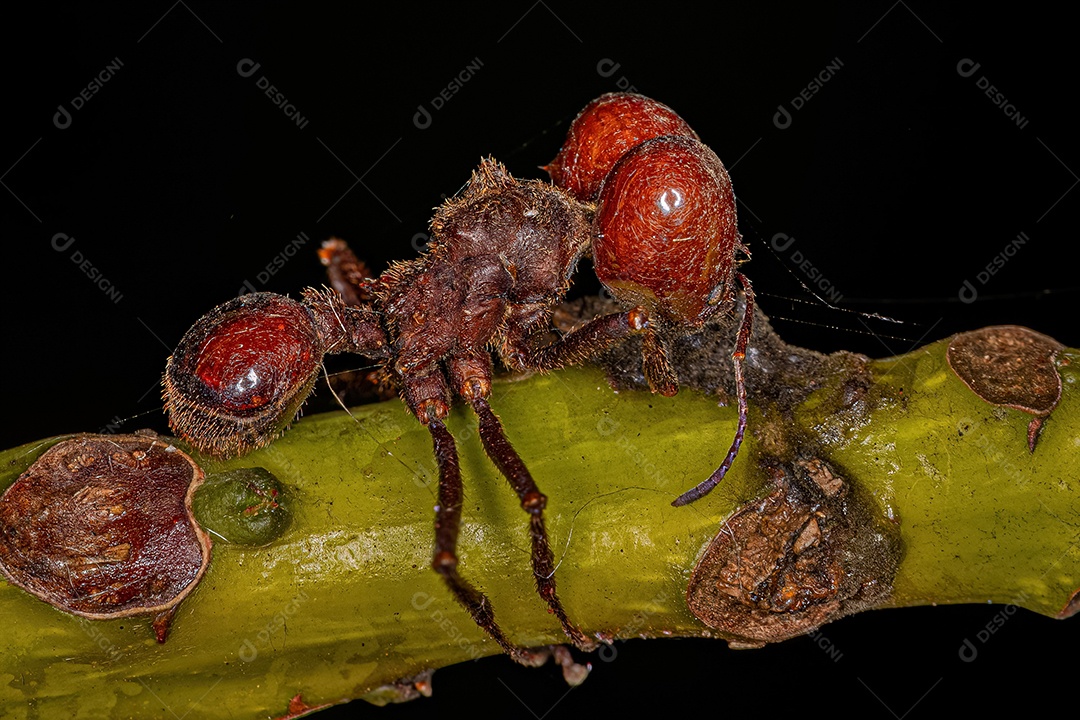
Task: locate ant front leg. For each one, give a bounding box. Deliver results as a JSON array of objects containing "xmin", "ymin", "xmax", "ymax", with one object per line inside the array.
[
  {"xmin": 448, "ymin": 352, "xmax": 598, "ymax": 652},
  {"xmin": 504, "ymin": 300, "xmax": 678, "ymax": 395},
  {"xmin": 402, "ymin": 372, "xmax": 543, "ymax": 665}
]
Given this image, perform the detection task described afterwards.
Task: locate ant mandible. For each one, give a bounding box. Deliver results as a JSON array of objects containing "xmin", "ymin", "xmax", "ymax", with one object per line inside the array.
[{"xmin": 163, "ymin": 92, "xmax": 753, "ymax": 663}]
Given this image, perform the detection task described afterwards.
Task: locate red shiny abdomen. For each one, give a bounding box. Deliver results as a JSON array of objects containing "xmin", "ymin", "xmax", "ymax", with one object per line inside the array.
[
  {"xmin": 546, "ymin": 92, "xmax": 698, "ymax": 201},
  {"xmin": 593, "ymin": 135, "xmax": 739, "ymax": 328},
  {"xmin": 192, "ymin": 302, "xmax": 315, "ymax": 413}
]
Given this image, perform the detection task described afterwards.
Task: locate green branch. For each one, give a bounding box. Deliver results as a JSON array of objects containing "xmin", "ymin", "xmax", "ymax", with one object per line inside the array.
[{"xmin": 1, "ymin": 330, "xmax": 1077, "ymax": 718}]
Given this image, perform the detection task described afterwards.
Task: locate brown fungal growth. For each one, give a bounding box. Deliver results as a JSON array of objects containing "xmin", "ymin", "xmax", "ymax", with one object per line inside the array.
[
  {"xmin": 0, "ymin": 433, "xmax": 211, "ymax": 642},
  {"xmin": 686, "ymin": 459, "xmax": 900, "ymax": 646},
  {"xmin": 946, "ymin": 325, "xmax": 1065, "ymax": 451}
]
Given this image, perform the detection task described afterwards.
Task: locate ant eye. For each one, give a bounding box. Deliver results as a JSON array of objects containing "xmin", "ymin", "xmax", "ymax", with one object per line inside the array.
[
  {"xmin": 164, "ymin": 293, "xmax": 323, "ymax": 457},
  {"xmin": 593, "ymin": 135, "xmax": 740, "ymax": 328},
  {"xmin": 546, "ymin": 92, "xmax": 698, "ymax": 201}
]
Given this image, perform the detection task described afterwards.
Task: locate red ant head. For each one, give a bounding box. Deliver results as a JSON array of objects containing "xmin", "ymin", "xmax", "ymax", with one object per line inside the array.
[
  {"xmin": 163, "ymin": 292, "xmax": 323, "ymax": 457},
  {"xmin": 593, "ymin": 135, "xmax": 745, "ymax": 330},
  {"xmin": 545, "ymin": 92, "xmax": 698, "ymax": 201}
]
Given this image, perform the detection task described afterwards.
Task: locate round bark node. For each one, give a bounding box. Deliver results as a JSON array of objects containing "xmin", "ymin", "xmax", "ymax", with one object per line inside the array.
[
  {"xmin": 0, "ymin": 434, "xmax": 211, "ymax": 641},
  {"xmin": 686, "ymin": 461, "xmax": 900, "ymax": 645},
  {"xmin": 947, "ymin": 325, "xmax": 1064, "ymax": 416},
  {"xmin": 947, "ymin": 325, "xmax": 1065, "ymax": 451}
]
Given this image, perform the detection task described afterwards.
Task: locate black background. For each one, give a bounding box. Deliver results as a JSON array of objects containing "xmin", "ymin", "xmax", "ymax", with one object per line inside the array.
[{"xmin": 1, "ymin": 3, "xmax": 1076, "ymax": 718}]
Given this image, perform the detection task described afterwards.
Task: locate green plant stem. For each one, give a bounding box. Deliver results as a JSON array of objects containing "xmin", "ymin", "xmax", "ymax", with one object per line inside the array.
[{"xmin": 1, "ymin": 337, "xmax": 1077, "ymax": 718}]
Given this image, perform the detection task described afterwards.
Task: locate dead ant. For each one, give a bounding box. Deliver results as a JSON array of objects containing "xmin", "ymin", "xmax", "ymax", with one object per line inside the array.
[{"xmin": 162, "ymin": 92, "xmax": 753, "ymax": 663}]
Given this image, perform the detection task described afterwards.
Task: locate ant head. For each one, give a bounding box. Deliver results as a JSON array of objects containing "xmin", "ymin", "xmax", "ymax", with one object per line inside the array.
[
  {"xmin": 545, "ymin": 92, "xmax": 698, "ymax": 202},
  {"xmin": 593, "ymin": 135, "xmax": 743, "ymax": 330},
  {"xmin": 163, "ymin": 292, "xmax": 324, "ymax": 458}
]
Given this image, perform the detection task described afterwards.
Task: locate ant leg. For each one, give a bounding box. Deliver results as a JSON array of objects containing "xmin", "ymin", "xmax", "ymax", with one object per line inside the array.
[
  {"xmin": 641, "ymin": 325, "xmax": 679, "ymax": 397},
  {"xmin": 473, "ymin": 398, "xmax": 599, "ymax": 651},
  {"xmin": 448, "ymin": 354, "xmax": 597, "ymax": 652},
  {"xmin": 504, "ymin": 302, "xmax": 677, "ymax": 396},
  {"xmin": 671, "ymin": 272, "xmax": 755, "ymax": 506},
  {"xmin": 501, "ymin": 303, "xmax": 650, "ymax": 371},
  {"xmin": 427, "ymin": 417, "xmax": 542, "ymax": 665},
  {"xmin": 407, "ymin": 374, "xmax": 541, "ymax": 665},
  {"xmin": 317, "ymin": 237, "xmax": 377, "ymax": 306}
]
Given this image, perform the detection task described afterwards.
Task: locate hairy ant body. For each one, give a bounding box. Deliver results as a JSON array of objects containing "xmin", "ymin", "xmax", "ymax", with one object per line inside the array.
[{"xmin": 163, "ymin": 93, "xmax": 754, "ymax": 662}]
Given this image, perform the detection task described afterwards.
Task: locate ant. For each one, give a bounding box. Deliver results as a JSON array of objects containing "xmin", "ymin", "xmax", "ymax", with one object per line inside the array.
[{"xmin": 163, "ymin": 92, "xmax": 754, "ymax": 663}]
